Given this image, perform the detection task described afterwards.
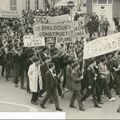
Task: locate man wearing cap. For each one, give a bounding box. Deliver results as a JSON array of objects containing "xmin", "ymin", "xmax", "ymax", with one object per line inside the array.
[{"xmin": 70, "ymin": 61, "xmax": 85, "ymax": 111}]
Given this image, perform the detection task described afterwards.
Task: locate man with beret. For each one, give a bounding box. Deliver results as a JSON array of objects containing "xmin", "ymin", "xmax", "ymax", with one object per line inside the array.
[{"xmin": 70, "ymin": 61, "xmax": 85, "ymax": 111}]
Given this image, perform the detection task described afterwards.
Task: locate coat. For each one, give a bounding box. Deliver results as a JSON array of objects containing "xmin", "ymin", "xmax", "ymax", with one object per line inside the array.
[
  {"xmin": 40, "ymin": 62, "xmax": 49, "ymax": 89},
  {"xmin": 87, "ymin": 65, "xmax": 96, "ymax": 86},
  {"xmin": 71, "ymin": 69, "xmax": 81, "ymax": 91},
  {"xmin": 45, "ymin": 70, "xmax": 58, "ymax": 92},
  {"xmin": 66, "ymin": 64, "xmax": 73, "ymax": 89},
  {"xmin": 28, "ymin": 62, "xmax": 42, "ymax": 92}
]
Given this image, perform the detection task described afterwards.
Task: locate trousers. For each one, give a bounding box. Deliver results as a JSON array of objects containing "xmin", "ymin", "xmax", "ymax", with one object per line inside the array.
[{"xmin": 41, "ymin": 87, "xmax": 60, "ymax": 109}]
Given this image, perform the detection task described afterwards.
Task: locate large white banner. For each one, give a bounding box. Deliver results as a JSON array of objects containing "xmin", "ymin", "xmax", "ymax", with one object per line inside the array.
[
  {"xmin": 35, "ymin": 14, "xmax": 69, "ymax": 24},
  {"xmin": 83, "ymin": 33, "xmax": 120, "ymax": 59},
  {"xmin": 23, "ymin": 35, "xmax": 45, "ymax": 47},
  {"xmin": 33, "ymin": 22, "xmax": 74, "ymax": 38},
  {"xmin": 0, "ymin": 10, "xmax": 19, "ymax": 18}
]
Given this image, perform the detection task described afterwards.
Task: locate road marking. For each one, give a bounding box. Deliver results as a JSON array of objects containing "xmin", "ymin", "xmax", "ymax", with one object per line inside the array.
[{"xmin": 0, "ymin": 100, "xmax": 39, "ymax": 112}]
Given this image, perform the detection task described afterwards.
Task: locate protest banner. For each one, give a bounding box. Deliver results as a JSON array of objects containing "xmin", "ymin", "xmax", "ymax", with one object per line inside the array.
[
  {"xmin": 74, "ymin": 21, "xmax": 86, "ymax": 37},
  {"xmin": 0, "ymin": 10, "xmax": 19, "ymax": 18},
  {"xmin": 56, "ymin": 37, "xmax": 72, "ymax": 44},
  {"xmin": 35, "ymin": 14, "xmax": 69, "ymax": 24},
  {"xmin": 33, "ymin": 22, "xmax": 74, "ymax": 38},
  {"xmin": 23, "ymin": 35, "xmax": 45, "ymax": 47},
  {"xmin": 83, "ymin": 33, "xmax": 120, "ymax": 59}
]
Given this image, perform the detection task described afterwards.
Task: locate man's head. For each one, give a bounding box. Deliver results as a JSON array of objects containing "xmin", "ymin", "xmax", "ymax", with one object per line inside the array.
[
  {"xmin": 48, "ymin": 62, "xmax": 54, "ymax": 71},
  {"xmin": 101, "ymin": 16, "xmax": 103, "ymax": 20},
  {"xmin": 33, "ymin": 57, "xmax": 40, "ymax": 65},
  {"xmin": 105, "ymin": 17, "xmax": 107, "ymax": 21},
  {"xmin": 72, "ymin": 61, "xmax": 80, "ymax": 70}
]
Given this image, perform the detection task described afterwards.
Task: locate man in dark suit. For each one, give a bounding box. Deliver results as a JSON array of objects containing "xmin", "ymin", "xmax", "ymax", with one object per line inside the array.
[
  {"xmin": 39, "ymin": 57, "xmax": 50, "ymax": 97},
  {"xmin": 5, "ymin": 47, "xmax": 14, "ymax": 81},
  {"xmin": 40, "ymin": 62, "xmax": 62, "ymax": 111},
  {"xmin": 81, "ymin": 59, "xmax": 102, "ymax": 108},
  {"xmin": 70, "ymin": 61, "xmax": 85, "ymax": 111}
]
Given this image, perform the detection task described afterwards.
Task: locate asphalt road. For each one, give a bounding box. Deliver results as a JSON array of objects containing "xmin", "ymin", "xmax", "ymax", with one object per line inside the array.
[{"xmin": 0, "ymin": 75, "xmax": 120, "ymax": 119}]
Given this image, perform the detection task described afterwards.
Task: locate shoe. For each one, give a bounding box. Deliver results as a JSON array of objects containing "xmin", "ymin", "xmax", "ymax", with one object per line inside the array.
[
  {"xmin": 94, "ymin": 105, "xmax": 102, "ymax": 108},
  {"xmin": 61, "ymin": 94, "xmax": 64, "ymax": 99},
  {"xmin": 21, "ymin": 86, "xmax": 26, "ymax": 90},
  {"xmin": 49, "ymin": 101, "xmax": 54, "ymax": 104},
  {"xmin": 15, "ymin": 84, "xmax": 18, "ymax": 87},
  {"xmin": 39, "ymin": 95, "xmax": 43, "ymax": 97},
  {"xmin": 40, "ymin": 104, "xmax": 46, "ymax": 109},
  {"xmin": 79, "ymin": 106, "xmax": 86, "ymax": 111},
  {"xmin": 98, "ymin": 101, "xmax": 104, "ymax": 104},
  {"xmin": 56, "ymin": 108, "xmax": 63, "ymax": 111},
  {"xmin": 31, "ymin": 101, "xmax": 38, "ymax": 105},
  {"xmin": 70, "ymin": 105, "xmax": 77, "ymax": 108},
  {"xmin": 109, "ymin": 97, "xmax": 116, "ymax": 102},
  {"xmin": 117, "ymin": 109, "xmax": 120, "ymax": 113}
]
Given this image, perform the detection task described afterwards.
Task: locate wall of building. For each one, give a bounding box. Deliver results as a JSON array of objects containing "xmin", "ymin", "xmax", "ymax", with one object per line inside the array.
[
  {"xmin": 113, "ymin": 0, "xmax": 120, "ymax": 18},
  {"xmin": 0, "ymin": 0, "xmax": 46, "ymax": 16},
  {"xmin": 86, "ymin": 0, "xmax": 92, "ymax": 16},
  {"xmin": 92, "ymin": 0, "xmax": 114, "ymax": 30}
]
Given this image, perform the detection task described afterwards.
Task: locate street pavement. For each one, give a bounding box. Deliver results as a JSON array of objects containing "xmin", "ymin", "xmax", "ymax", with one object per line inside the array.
[{"xmin": 0, "ymin": 74, "xmax": 120, "ymax": 119}]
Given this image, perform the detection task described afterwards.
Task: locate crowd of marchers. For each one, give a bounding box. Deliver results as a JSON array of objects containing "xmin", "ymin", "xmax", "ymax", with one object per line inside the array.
[{"xmin": 0, "ymin": 8, "xmax": 120, "ymax": 112}]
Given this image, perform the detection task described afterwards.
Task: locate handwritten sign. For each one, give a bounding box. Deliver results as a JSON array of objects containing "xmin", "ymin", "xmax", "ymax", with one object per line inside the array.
[{"xmin": 83, "ymin": 33, "xmax": 120, "ymax": 59}]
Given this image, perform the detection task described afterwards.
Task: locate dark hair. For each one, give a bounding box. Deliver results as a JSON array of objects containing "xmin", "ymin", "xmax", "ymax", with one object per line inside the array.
[
  {"xmin": 118, "ymin": 51, "xmax": 120, "ymax": 55},
  {"xmin": 87, "ymin": 58, "xmax": 95, "ymax": 65},
  {"xmin": 72, "ymin": 61, "xmax": 79, "ymax": 68},
  {"xmin": 48, "ymin": 62, "xmax": 54, "ymax": 69},
  {"xmin": 100, "ymin": 57, "xmax": 106, "ymax": 62},
  {"xmin": 33, "ymin": 57, "xmax": 39, "ymax": 62}
]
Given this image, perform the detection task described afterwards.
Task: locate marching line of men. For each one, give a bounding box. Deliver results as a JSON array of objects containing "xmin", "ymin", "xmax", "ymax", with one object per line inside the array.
[{"xmin": 1, "ymin": 41, "xmax": 120, "ymax": 112}]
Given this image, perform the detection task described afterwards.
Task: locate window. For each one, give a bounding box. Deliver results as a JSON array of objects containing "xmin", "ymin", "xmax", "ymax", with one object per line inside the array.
[
  {"xmin": 92, "ymin": 0, "xmax": 97, "ymax": 4},
  {"xmin": 35, "ymin": 0, "xmax": 39, "ymax": 10},
  {"xmin": 108, "ymin": 0, "xmax": 112, "ymax": 4},
  {"xmin": 98, "ymin": 0, "xmax": 107, "ymax": 4},
  {"xmin": 26, "ymin": 0, "xmax": 30, "ymax": 10},
  {"xmin": 10, "ymin": 0, "xmax": 17, "ymax": 10}
]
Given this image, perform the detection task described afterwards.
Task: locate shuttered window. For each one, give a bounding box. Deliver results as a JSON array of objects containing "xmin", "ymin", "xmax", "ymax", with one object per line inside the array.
[
  {"xmin": 93, "ymin": 0, "xmax": 97, "ymax": 4},
  {"xmin": 10, "ymin": 0, "xmax": 17, "ymax": 10},
  {"xmin": 108, "ymin": 0, "xmax": 112, "ymax": 4},
  {"xmin": 98, "ymin": 0, "xmax": 107, "ymax": 4},
  {"xmin": 35, "ymin": 0, "xmax": 39, "ymax": 10},
  {"xmin": 26, "ymin": 0, "xmax": 30, "ymax": 10}
]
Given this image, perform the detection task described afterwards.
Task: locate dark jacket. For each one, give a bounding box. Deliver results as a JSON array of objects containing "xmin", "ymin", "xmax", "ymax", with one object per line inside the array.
[
  {"xmin": 86, "ymin": 21, "xmax": 94, "ymax": 33},
  {"xmin": 66, "ymin": 64, "xmax": 73, "ymax": 89},
  {"xmin": 40, "ymin": 62, "xmax": 49, "ymax": 89},
  {"xmin": 71, "ymin": 69, "xmax": 82, "ymax": 91},
  {"xmin": 45, "ymin": 70, "xmax": 58, "ymax": 91},
  {"xmin": 87, "ymin": 65, "xmax": 96, "ymax": 86}
]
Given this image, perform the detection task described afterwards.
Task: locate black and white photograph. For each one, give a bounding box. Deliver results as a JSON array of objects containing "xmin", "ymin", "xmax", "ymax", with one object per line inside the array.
[{"xmin": 0, "ymin": 0, "xmax": 120, "ymax": 119}]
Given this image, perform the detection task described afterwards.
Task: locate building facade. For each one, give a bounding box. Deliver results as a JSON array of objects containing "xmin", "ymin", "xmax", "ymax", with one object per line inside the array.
[
  {"xmin": 92, "ymin": 0, "xmax": 120, "ymax": 29},
  {"xmin": 0, "ymin": 0, "xmax": 52, "ymax": 16}
]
